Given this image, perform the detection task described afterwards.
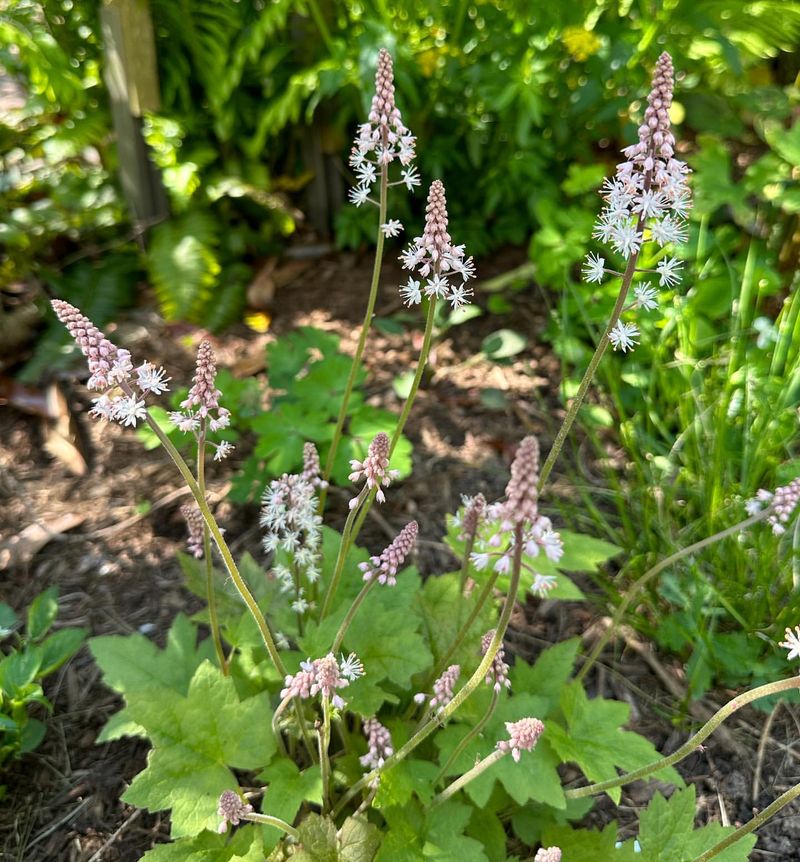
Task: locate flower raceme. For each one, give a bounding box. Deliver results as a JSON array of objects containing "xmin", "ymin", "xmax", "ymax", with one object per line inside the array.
[
  {"xmin": 399, "ymin": 179, "xmax": 476, "ymax": 310},
  {"xmin": 582, "ymin": 52, "xmax": 691, "ymax": 352},
  {"xmin": 349, "ymin": 432, "xmax": 399, "ymax": 508},
  {"xmin": 348, "ymin": 47, "xmax": 419, "ymax": 209},
  {"xmin": 468, "ymin": 436, "xmax": 564, "ymax": 597},
  {"xmin": 281, "ymin": 652, "xmax": 364, "ymax": 709},
  {"xmin": 359, "ymin": 521, "xmax": 418, "ymax": 586}
]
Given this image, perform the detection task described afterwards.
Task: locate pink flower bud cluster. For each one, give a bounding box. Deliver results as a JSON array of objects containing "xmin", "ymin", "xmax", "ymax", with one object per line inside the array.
[
  {"xmin": 261, "ymin": 466, "xmax": 323, "ymax": 597},
  {"xmin": 349, "ymin": 432, "xmax": 400, "ymax": 507},
  {"xmin": 465, "ymin": 437, "xmax": 564, "ymax": 595},
  {"xmin": 534, "ymin": 848, "xmax": 562, "ymax": 862},
  {"xmin": 360, "ymin": 717, "xmax": 394, "ymax": 770},
  {"xmin": 360, "ymin": 521, "xmax": 418, "ymax": 586},
  {"xmin": 746, "ymin": 477, "xmax": 800, "ymax": 535},
  {"xmin": 399, "ymin": 180, "xmax": 476, "ymax": 310},
  {"xmin": 169, "ymin": 341, "xmax": 232, "ymax": 462},
  {"xmin": 496, "ymin": 716, "xmax": 545, "ymax": 762},
  {"xmin": 415, "ymin": 664, "xmax": 460, "ymax": 712},
  {"xmin": 582, "ymin": 52, "xmax": 692, "ymax": 354},
  {"xmin": 281, "ymin": 652, "xmax": 364, "ymax": 709},
  {"xmin": 51, "ymin": 300, "xmax": 170, "ymax": 428},
  {"xmin": 302, "ymin": 442, "xmax": 328, "ymax": 490},
  {"xmin": 457, "ymin": 493, "xmax": 486, "ymax": 542},
  {"xmin": 181, "ymin": 503, "xmax": 205, "ymax": 558},
  {"xmin": 217, "ymin": 790, "xmax": 253, "ymax": 833},
  {"xmin": 481, "ymin": 629, "xmax": 511, "ymax": 693},
  {"xmin": 348, "ymin": 48, "xmax": 419, "ymax": 207}
]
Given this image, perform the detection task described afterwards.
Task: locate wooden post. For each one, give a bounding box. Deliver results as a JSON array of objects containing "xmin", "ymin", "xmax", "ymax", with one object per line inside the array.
[{"xmin": 100, "ymin": 0, "xmax": 168, "ymax": 224}]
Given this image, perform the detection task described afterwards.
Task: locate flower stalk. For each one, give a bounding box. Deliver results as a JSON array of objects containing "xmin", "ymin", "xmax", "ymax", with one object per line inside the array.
[
  {"xmin": 564, "ymin": 676, "xmax": 800, "ymax": 800},
  {"xmin": 432, "ymin": 748, "xmax": 506, "ymax": 807}
]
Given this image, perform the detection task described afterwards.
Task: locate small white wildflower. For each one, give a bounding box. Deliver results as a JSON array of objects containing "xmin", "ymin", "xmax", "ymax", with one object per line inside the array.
[
  {"xmin": 650, "ymin": 215, "xmax": 687, "ymax": 247},
  {"xmin": 531, "ymin": 573, "xmax": 558, "ymax": 598},
  {"xmin": 170, "ymin": 410, "xmax": 200, "ymax": 433},
  {"xmin": 136, "ymin": 362, "xmax": 171, "ymax": 395},
  {"xmin": 610, "ymin": 223, "xmax": 642, "ymax": 258},
  {"xmin": 113, "ymin": 396, "xmax": 147, "ymax": 427},
  {"xmin": 656, "ymin": 256, "xmax": 683, "ymax": 287},
  {"xmin": 608, "ymin": 321, "xmax": 640, "ymax": 352},
  {"xmin": 425, "ymin": 273, "xmax": 450, "ymax": 299},
  {"xmin": 381, "ymin": 219, "xmax": 403, "ymax": 238},
  {"xmin": 779, "ymin": 626, "xmax": 800, "ymax": 661},
  {"xmin": 339, "ymin": 652, "xmax": 365, "ymax": 681},
  {"xmin": 401, "ymin": 166, "xmax": 421, "ymax": 190},
  {"xmin": 213, "ymin": 441, "xmax": 234, "ymax": 461},
  {"xmin": 633, "ymin": 284, "xmax": 659, "ymax": 310},
  {"xmin": 582, "ymin": 253, "xmax": 606, "ymax": 284},
  {"xmin": 448, "ymin": 283, "xmax": 473, "ymax": 309},
  {"xmin": 348, "ymin": 185, "xmax": 371, "ymax": 207}
]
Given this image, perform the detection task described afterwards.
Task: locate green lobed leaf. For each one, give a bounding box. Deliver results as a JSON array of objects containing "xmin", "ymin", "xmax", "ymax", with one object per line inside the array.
[
  {"xmin": 546, "ymin": 682, "xmax": 683, "ymax": 804},
  {"xmin": 0, "ymin": 603, "xmax": 18, "ymax": 638},
  {"xmin": 122, "ymin": 660, "xmax": 276, "ymax": 837},
  {"xmin": 140, "ymin": 824, "xmax": 264, "ymax": 861},
  {"xmin": 339, "ymin": 816, "xmax": 382, "ymax": 862},
  {"xmin": 373, "ymin": 760, "xmax": 439, "ymax": 809},
  {"xmin": 636, "ymin": 787, "xmax": 757, "ymax": 862},
  {"xmin": 509, "ymin": 638, "xmax": 580, "ymax": 714},
  {"xmin": 294, "ymin": 813, "xmax": 339, "ymax": 862},
  {"xmin": 37, "ymin": 627, "xmax": 87, "ymax": 677}
]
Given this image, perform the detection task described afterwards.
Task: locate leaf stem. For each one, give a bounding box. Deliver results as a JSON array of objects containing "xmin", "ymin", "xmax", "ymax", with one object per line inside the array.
[
  {"xmin": 435, "ymin": 687, "xmax": 499, "ymax": 783},
  {"xmin": 431, "ymin": 748, "xmax": 506, "ymax": 808},
  {"xmin": 318, "ymin": 489, "xmax": 365, "ymax": 620},
  {"xmin": 143, "ymin": 414, "xmax": 286, "ymax": 677},
  {"xmin": 332, "ymin": 524, "xmax": 523, "ymax": 818},
  {"xmin": 538, "ymin": 247, "xmax": 641, "ymax": 491},
  {"xmin": 319, "ymin": 165, "xmax": 388, "ymax": 508},
  {"xmin": 350, "ymin": 297, "xmax": 438, "ymax": 543},
  {"xmin": 331, "ymin": 579, "xmax": 375, "ymax": 654},
  {"xmin": 243, "ymin": 811, "xmax": 300, "ymax": 841},
  {"xmin": 690, "ymin": 781, "xmax": 800, "ymax": 862},
  {"xmin": 564, "ymin": 676, "xmax": 800, "ymax": 800},
  {"xmin": 197, "ymin": 424, "xmax": 227, "ymax": 675}
]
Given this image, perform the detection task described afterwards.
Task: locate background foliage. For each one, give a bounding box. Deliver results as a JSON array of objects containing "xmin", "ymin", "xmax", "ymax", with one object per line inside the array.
[{"xmin": 3, "ymin": 0, "xmax": 799, "ymax": 690}]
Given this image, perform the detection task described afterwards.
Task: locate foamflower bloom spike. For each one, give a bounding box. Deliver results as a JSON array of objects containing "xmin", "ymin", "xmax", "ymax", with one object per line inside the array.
[
  {"xmin": 217, "ymin": 790, "xmax": 253, "ymax": 833},
  {"xmin": 745, "ymin": 477, "xmax": 800, "ymax": 535},
  {"xmin": 481, "ymin": 629, "xmax": 511, "ymax": 693},
  {"xmin": 415, "ymin": 664, "xmax": 460, "ymax": 711},
  {"xmin": 359, "ymin": 521, "xmax": 418, "ymax": 585},
  {"xmin": 496, "ymin": 716, "xmax": 545, "ymax": 762},
  {"xmin": 348, "ymin": 48, "xmax": 417, "ymax": 207},
  {"xmin": 349, "ymin": 432, "xmax": 400, "ymax": 507},
  {"xmin": 281, "ymin": 652, "xmax": 364, "ymax": 709},
  {"xmin": 360, "ymin": 717, "xmax": 394, "ymax": 770},
  {"xmin": 533, "ymin": 848, "xmax": 562, "ymax": 862},
  {"xmin": 181, "ymin": 504, "xmax": 205, "ymax": 559},
  {"xmin": 51, "ymin": 300, "xmax": 166, "ymax": 428},
  {"xmin": 399, "ymin": 180, "xmax": 476, "ymax": 310},
  {"xmin": 582, "ymin": 52, "xmax": 691, "ymax": 351},
  {"xmin": 169, "ymin": 341, "xmax": 232, "ymax": 455}
]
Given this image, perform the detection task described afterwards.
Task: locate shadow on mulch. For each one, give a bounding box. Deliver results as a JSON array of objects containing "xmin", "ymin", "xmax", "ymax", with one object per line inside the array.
[{"xmin": 1, "ymin": 246, "xmax": 798, "ymax": 860}]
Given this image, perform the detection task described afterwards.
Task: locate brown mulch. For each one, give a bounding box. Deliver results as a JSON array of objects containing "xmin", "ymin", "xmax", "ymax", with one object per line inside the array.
[{"xmin": 1, "ymin": 247, "xmax": 798, "ymax": 860}]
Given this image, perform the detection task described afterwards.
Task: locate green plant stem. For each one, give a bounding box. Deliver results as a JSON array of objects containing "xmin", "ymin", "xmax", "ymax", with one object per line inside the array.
[
  {"xmin": 431, "ymin": 571, "xmax": 499, "ymax": 685},
  {"xmin": 143, "ymin": 414, "xmax": 286, "ymax": 677},
  {"xmin": 244, "ymin": 812, "xmax": 300, "ymax": 841},
  {"xmin": 319, "ymin": 166, "xmax": 388, "ymax": 508},
  {"xmin": 331, "ymin": 579, "xmax": 375, "ymax": 653},
  {"xmin": 350, "ymin": 297, "xmax": 439, "ymax": 543},
  {"xmin": 435, "ymin": 688, "xmax": 499, "ymax": 783},
  {"xmin": 691, "ymin": 781, "xmax": 800, "ymax": 862},
  {"xmin": 432, "ymin": 748, "xmax": 506, "ymax": 808},
  {"xmin": 319, "ymin": 696, "xmax": 332, "ymax": 812},
  {"xmin": 577, "ymin": 511, "xmax": 768, "ymax": 683},
  {"xmin": 332, "ymin": 524, "xmax": 523, "ymax": 818},
  {"xmin": 318, "ymin": 490, "xmax": 364, "ymax": 620},
  {"xmin": 564, "ymin": 676, "xmax": 800, "ymax": 800},
  {"xmin": 197, "ymin": 426, "xmax": 227, "ymax": 676},
  {"xmin": 457, "ymin": 534, "xmax": 476, "ymax": 614},
  {"xmin": 538, "ymin": 248, "xmax": 641, "ymax": 492}
]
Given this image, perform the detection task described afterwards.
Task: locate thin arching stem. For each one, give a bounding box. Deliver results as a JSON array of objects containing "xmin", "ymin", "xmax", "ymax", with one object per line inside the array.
[{"xmin": 564, "ymin": 676, "xmax": 800, "ymax": 800}]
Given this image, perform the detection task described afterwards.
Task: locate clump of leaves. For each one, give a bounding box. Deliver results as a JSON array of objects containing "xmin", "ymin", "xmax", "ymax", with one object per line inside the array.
[{"xmin": 0, "ymin": 588, "xmax": 87, "ymax": 777}]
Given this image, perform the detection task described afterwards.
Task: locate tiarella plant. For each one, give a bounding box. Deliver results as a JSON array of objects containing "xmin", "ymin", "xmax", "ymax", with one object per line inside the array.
[{"xmin": 51, "ymin": 50, "xmax": 800, "ymax": 862}]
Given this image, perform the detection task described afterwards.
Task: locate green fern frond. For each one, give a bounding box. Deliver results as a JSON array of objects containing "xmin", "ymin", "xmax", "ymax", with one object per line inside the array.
[{"xmin": 147, "ymin": 210, "xmax": 221, "ymax": 322}]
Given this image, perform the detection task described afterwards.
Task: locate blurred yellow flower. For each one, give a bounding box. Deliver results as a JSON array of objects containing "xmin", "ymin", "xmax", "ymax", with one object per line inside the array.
[{"xmin": 563, "ymin": 27, "xmax": 602, "ymax": 62}]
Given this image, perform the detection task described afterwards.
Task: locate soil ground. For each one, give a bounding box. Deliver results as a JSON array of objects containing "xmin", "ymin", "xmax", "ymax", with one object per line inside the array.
[{"xmin": 1, "ymin": 248, "xmax": 798, "ymax": 861}]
